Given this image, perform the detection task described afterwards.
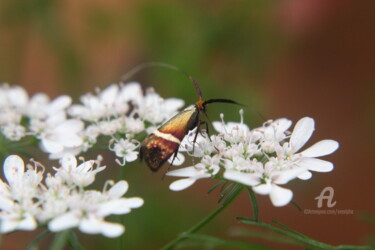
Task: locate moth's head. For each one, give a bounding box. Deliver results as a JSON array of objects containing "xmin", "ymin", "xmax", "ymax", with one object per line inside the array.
[{"xmin": 195, "ymin": 98, "xmax": 206, "ymax": 113}]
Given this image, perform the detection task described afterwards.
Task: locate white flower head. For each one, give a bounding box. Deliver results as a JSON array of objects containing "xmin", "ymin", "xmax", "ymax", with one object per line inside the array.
[
  {"xmin": 48, "ymin": 180, "xmax": 144, "ymax": 238},
  {"xmin": 0, "ymin": 154, "xmax": 143, "ymax": 237},
  {"xmin": 280, "ymin": 117, "xmax": 339, "ymax": 180},
  {"xmin": 166, "ymin": 111, "xmax": 339, "ymax": 207},
  {"xmin": 55, "ymin": 154, "xmax": 106, "ymax": 187},
  {"xmin": 110, "ymin": 138, "xmax": 140, "ymax": 166},
  {"xmin": 166, "ymin": 155, "xmax": 221, "ymax": 191}
]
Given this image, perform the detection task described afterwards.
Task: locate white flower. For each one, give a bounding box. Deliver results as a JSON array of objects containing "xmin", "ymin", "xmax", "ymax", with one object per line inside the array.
[
  {"xmin": 137, "ymin": 88, "xmax": 184, "ymax": 124},
  {"xmin": 0, "ymin": 205, "xmax": 37, "ymax": 233},
  {"xmin": 253, "ymin": 118, "xmax": 292, "ymax": 153},
  {"xmin": 166, "ymin": 155, "xmax": 221, "ymax": 191},
  {"xmin": 26, "ymin": 94, "xmax": 72, "ymax": 120},
  {"xmin": 166, "ymin": 111, "xmax": 339, "ymax": 207},
  {"xmin": 0, "ymin": 155, "xmax": 40, "ymax": 233},
  {"xmin": 69, "ymin": 84, "xmax": 129, "ymax": 122},
  {"xmin": 31, "ymin": 112, "xmax": 84, "ymax": 155},
  {"xmin": 110, "ymin": 139, "xmax": 139, "ymax": 166},
  {"xmin": 1, "ymin": 123, "xmax": 26, "ymax": 141},
  {"xmin": 281, "ymin": 117, "xmax": 339, "ymax": 180},
  {"xmin": 0, "ymin": 85, "xmax": 28, "ymax": 111},
  {"xmin": 54, "ymin": 154, "xmax": 105, "ymax": 187},
  {"xmin": 48, "ymin": 180, "xmax": 144, "ymax": 238},
  {"xmin": 0, "ymin": 154, "xmax": 143, "ymax": 237},
  {"xmin": 212, "ymin": 111, "xmax": 251, "ymax": 144}
]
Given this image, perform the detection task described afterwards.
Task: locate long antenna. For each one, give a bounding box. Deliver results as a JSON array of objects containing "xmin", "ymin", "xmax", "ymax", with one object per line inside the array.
[
  {"xmin": 204, "ymin": 98, "xmax": 266, "ymax": 122},
  {"xmin": 120, "ymin": 62, "xmax": 203, "ymax": 100}
]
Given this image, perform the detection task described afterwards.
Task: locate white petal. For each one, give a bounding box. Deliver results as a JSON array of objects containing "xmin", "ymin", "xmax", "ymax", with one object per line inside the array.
[
  {"xmin": 4, "ymin": 155, "xmax": 25, "ymax": 183},
  {"xmin": 17, "ymin": 213, "xmax": 37, "ymax": 231},
  {"xmin": 46, "ymin": 111, "xmax": 66, "ymax": 125},
  {"xmin": 100, "ymin": 222, "xmax": 124, "ymax": 238},
  {"xmin": 97, "ymin": 200, "xmax": 130, "ymax": 217},
  {"xmin": 80, "ymin": 217, "xmax": 124, "ymax": 238},
  {"xmin": 300, "ymin": 140, "xmax": 339, "ymax": 157},
  {"xmin": 68, "ymin": 105, "xmax": 88, "ymax": 117},
  {"xmin": 100, "ymin": 84, "xmax": 119, "ymax": 104},
  {"xmin": 168, "ymin": 153, "xmax": 185, "ymax": 166},
  {"xmin": 0, "ymin": 219, "xmax": 18, "ymax": 233},
  {"xmin": 96, "ymin": 198, "xmax": 143, "ymax": 217},
  {"xmin": 169, "ymin": 178, "xmax": 196, "ymax": 191},
  {"xmin": 273, "ymin": 167, "xmax": 308, "ymax": 185},
  {"xmin": 297, "ymin": 171, "xmax": 312, "ymax": 180},
  {"xmin": 275, "ymin": 118, "xmax": 292, "ymax": 132},
  {"xmin": 118, "ymin": 82, "xmax": 143, "ymax": 103},
  {"xmin": 124, "ymin": 152, "xmax": 138, "ymax": 162},
  {"xmin": 223, "ymin": 170, "xmax": 260, "ymax": 186},
  {"xmin": 252, "ymin": 183, "xmax": 272, "ymax": 195},
  {"xmin": 8, "ymin": 86, "xmax": 28, "ymax": 108},
  {"xmin": 60, "ymin": 154, "xmax": 77, "ymax": 170},
  {"xmin": 47, "ymin": 95, "xmax": 72, "ymax": 114},
  {"xmin": 78, "ymin": 216, "xmax": 102, "ymax": 234},
  {"xmin": 124, "ymin": 197, "xmax": 144, "ymax": 208},
  {"xmin": 0, "ymin": 196, "xmax": 14, "ymax": 211},
  {"xmin": 55, "ymin": 119, "xmax": 84, "ymax": 134},
  {"xmin": 166, "ymin": 166, "xmax": 200, "ymax": 177},
  {"xmin": 108, "ymin": 181, "xmax": 128, "ymax": 198},
  {"xmin": 298, "ymin": 158, "xmax": 334, "ymax": 172},
  {"xmin": 212, "ymin": 121, "xmax": 225, "ymax": 134},
  {"xmin": 270, "ymin": 185, "xmax": 293, "ymax": 207},
  {"xmin": 48, "ymin": 211, "xmax": 81, "ymax": 232},
  {"xmin": 290, "ymin": 117, "xmax": 315, "ymax": 153},
  {"xmin": 42, "ymin": 139, "xmax": 64, "ymax": 154}
]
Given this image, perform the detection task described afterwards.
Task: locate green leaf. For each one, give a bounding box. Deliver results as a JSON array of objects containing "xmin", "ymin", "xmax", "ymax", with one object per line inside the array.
[
  {"xmin": 230, "ymin": 227, "xmax": 303, "ymax": 246},
  {"xmin": 50, "ymin": 230, "xmax": 71, "ymax": 250},
  {"xmin": 26, "ymin": 230, "xmax": 50, "ymax": 250},
  {"xmin": 239, "ymin": 220, "xmax": 335, "ymax": 249},
  {"xmin": 207, "ymin": 180, "xmax": 226, "ymax": 194},
  {"xmin": 68, "ymin": 231, "xmax": 82, "ymax": 250},
  {"xmin": 223, "ymin": 184, "xmax": 243, "ymax": 206},
  {"xmin": 246, "ymin": 187, "xmax": 259, "ymax": 221},
  {"xmin": 290, "ymin": 200, "xmax": 302, "ymax": 212},
  {"xmin": 272, "ymin": 220, "xmax": 309, "ymax": 239},
  {"xmin": 218, "ymin": 183, "xmax": 235, "ymax": 203}
]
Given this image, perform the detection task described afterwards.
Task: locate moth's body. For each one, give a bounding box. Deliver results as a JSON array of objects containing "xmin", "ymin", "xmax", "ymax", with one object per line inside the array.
[
  {"xmin": 139, "ymin": 73, "xmax": 239, "ymax": 172},
  {"xmin": 140, "ymin": 105, "xmax": 201, "ymax": 171}
]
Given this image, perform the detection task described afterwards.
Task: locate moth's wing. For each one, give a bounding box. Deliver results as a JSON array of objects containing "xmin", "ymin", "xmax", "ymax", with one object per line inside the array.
[
  {"xmin": 140, "ymin": 105, "xmax": 199, "ymax": 171},
  {"xmin": 158, "ymin": 106, "xmax": 199, "ymax": 141},
  {"xmin": 140, "ymin": 134, "xmax": 180, "ymax": 171}
]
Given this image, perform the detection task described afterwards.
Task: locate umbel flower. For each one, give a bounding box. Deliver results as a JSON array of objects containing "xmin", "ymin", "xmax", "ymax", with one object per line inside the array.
[
  {"xmin": 0, "ymin": 154, "xmax": 143, "ymax": 237},
  {"xmin": 0, "ymin": 82, "xmax": 183, "ymax": 166},
  {"xmin": 167, "ymin": 111, "xmax": 339, "ymax": 207}
]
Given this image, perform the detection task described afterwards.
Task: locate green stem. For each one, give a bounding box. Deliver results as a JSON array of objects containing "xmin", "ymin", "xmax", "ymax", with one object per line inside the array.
[
  {"xmin": 239, "ymin": 220, "xmax": 335, "ymax": 249},
  {"xmin": 26, "ymin": 229, "xmax": 50, "ymax": 250},
  {"xmin": 118, "ymin": 165, "xmax": 127, "ymax": 250},
  {"xmin": 246, "ymin": 187, "xmax": 259, "ymax": 221},
  {"xmin": 50, "ymin": 230, "xmax": 71, "ymax": 250},
  {"xmin": 161, "ymin": 187, "xmax": 243, "ymax": 250}
]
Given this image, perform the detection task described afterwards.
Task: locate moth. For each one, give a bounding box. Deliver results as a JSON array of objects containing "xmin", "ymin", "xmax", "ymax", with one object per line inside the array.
[{"xmin": 140, "ymin": 76, "xmax": 240, "ymax": 171}]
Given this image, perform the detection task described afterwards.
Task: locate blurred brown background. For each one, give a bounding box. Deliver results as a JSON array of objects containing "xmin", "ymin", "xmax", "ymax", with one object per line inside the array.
[{"xmin": 0, "ymin": 0, "xmax": 374, "ymax": 249}]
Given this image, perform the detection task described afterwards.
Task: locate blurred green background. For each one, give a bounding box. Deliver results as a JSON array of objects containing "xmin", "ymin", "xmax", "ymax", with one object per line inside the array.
[{"xmin": 0, "ymin": 0, "xmax": 374, "ymax": 249}]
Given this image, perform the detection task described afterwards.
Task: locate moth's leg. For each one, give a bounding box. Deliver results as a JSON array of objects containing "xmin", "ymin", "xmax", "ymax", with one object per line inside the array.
[
  {"xmin": 192, "ymin": 120, "xmax": 204, "ymax": 154},
  {"xmin": 204, "ymin": 120, "xmax": 212, "ymax": 142},
  {"xmin": 162, "ymin": 149, "xmax": 179, "ymax": 179}
]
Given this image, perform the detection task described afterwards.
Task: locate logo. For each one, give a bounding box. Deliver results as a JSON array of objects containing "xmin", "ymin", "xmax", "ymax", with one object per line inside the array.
[
  {"xmin": 314, "ymin": 186, "xmax": 336, "ymax": 208},
  {"xmin": 304, "ymin": 186, "xmax": 354, "ymax": 215}
]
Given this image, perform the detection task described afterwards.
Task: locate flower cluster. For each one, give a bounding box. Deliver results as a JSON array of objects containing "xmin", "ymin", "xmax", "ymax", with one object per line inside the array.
[
  {"xmin": 0, "ymin": 154, "xmax": 143, "ymax": 237},
  {"xmin": 167, "ymin": 110, "xmax": 339, "ymax": 207},
  {"xmin": 0, "ymin": 83, "xmax": 184, "ymax": 165}
]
